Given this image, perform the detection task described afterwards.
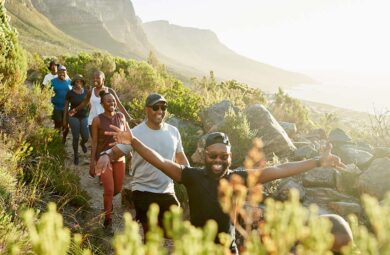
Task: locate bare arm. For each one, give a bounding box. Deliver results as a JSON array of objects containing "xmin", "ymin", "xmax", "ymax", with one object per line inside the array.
[
  {"xmin": 258, "ymin": 144, "xmax": 345, "ymax": 184},
  {"xmin": 105, "ymin": 125, "xmax": 183, "ymax": 182},
  {"xmin": 258, "ymin": 159, "xmax": 318, "ymax": 184},
  {"xmin": 69, "ymin": 89, "xmax": 92, "ymax": 115},
  {"xmin": 175, "ymin": 151, "xmax": 190, "ymax": 166},
  {"xmin": 131, "ymin": 137, "xmax": 183, "ymax": 182}
]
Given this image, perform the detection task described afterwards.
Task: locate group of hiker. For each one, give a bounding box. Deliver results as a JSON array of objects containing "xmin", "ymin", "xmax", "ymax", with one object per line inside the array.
[{"xmin": 44, "ymin": 61, "xmax": 353, "ymax": 254}]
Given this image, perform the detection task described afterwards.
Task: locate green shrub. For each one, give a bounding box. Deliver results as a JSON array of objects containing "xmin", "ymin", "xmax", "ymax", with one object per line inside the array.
[
  {"xmin": 269, "ymin": 88, "xmax": 313, "ymax": 130},
  {"xmin": 0, "ymin": 2, "xmax": 27, "ymax": 85},
  {"xmin": 220, "ymin": 108, "xmax": 257, "ymax": 168}
]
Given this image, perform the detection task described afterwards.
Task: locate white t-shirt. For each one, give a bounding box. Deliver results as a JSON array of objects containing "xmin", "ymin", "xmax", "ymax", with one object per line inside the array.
[
  {"xmin": 117, "ymin": 122, "xmax": 184, "ymax": 194},
  {"xmin": 42, "ymin": 73, "xmax": 57, "ymax": 86}
]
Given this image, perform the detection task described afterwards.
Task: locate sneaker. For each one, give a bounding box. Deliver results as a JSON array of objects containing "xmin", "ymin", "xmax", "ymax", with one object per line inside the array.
[{"xmin": 81, "ymin": 142, "xmax": 87, "ymax": 153}]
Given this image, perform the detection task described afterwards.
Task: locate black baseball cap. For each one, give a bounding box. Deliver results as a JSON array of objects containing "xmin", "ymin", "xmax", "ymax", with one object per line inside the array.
[
  {"xmin": 205, "ymin": 132, "xmax": 230, "ymax": 148},
  {"xmin": 145, "ymin": 93, "xmax": 167, "ymax": 107}
]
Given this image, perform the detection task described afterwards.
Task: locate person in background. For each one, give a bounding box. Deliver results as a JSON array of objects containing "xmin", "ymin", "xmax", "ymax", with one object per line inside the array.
[
  {"xmin": 50, "ymin": 64, "xmax": 71, "ymax": 143},
  {"xmin": 64, "ymin": 74, "xmax": 89, "ymax": 165},
  {"xmin": 42, "ymin": 60, "xmax": 58, "ymax": 87},
  {"xmin": 90, "ymin": 91, "xmax": 128, "ymax": 228}
]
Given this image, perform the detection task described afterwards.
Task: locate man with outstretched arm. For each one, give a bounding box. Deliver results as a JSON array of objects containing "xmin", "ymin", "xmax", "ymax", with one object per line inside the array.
[{"xmin": 100, "ymin": 127, "xmax": 352, "ymax": 254}]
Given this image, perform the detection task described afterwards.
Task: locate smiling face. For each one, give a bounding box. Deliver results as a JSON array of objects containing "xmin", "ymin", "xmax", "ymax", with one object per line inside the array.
[
  {"xmin": 93, "ymin": 72, "xmax": 104, "ymax": 88},
  {"xmin": 204, "ymin": 143, "xmax": 232, "ymax": 179},
  {"xmin": 58, "ymin": 70, "xmax": 66, "ymax": 80},
  {"xmin": 145, "ymin": 102, "xmax": 167, "ymax": 127},
  {"xmin": 50, "ymin": 63, "xmax": 57, "ymax": 74},
  {"xmin": 101, "ymin": 93, "xmax": 116, "ymax": 113}
]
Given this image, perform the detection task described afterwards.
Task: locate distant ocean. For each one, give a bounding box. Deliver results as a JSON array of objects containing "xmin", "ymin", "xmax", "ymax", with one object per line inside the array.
[{"xmin": 285, "ymin": 72, "xmax": 390, "ymax": 114}]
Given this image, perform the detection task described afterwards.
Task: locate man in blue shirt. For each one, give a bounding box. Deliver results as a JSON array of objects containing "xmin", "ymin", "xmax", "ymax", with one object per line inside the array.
[{"xmin": 51, "ymin": 65, "xmax": 72, "ymax": 143}]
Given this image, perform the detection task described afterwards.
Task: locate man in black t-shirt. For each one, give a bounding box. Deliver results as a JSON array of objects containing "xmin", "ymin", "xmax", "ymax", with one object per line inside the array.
[{"xmin": 101, "ymin": 128, "xmax": 352, "ymax": 254}]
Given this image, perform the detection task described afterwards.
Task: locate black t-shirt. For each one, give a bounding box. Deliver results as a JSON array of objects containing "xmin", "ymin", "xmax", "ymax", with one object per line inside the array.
[
  {"xmin": 66, "ymin": 89, "xmax": 88, "ymax": 118},
  {"xmin": 180, "ymin": 166, "xmax": 248, "ymax": 250}
]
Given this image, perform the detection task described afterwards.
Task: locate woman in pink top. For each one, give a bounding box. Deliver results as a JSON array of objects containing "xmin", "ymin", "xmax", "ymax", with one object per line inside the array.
[{"xmin": 90, "ymin": 91, "xmax": 128, "ymax": 228}]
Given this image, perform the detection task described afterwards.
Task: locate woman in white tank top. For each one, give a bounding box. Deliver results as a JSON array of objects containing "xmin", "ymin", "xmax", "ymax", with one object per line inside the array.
[
  {"xmin": 68, "ymin": 70, "xmax": 133, "ymax": 132},
  {"xmin": 88, "ymin": 87, "xmax": 105, "ymax": 126}
]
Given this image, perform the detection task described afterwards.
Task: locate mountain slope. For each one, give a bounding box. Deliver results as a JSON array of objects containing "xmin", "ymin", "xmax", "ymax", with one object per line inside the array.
[
  {"xmin": 30, "ymin": 0, "xmax": 151, "ymax": 59},
  {"xmin": 144, "ymin": 21, "xmax": 314, "ymax": 91},
  {"xmin": 5, "ymin": 0, "xmax": 94, "ymax": 55}
]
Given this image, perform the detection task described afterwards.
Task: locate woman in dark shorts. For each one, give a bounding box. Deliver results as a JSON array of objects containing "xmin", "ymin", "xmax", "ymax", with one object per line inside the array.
[
  {"xmin": 64, "ymin": 74, "xmax": 89, "ymax": 165},
  {"xmin": 90, "ymin": 91, "xmax": 128, "ymax": 227}
]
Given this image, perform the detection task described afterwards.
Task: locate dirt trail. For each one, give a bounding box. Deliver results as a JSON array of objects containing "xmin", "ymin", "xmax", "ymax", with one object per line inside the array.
[{"xmin": 63, "ymin": 134, "xmax": 132, "ymax": 236}]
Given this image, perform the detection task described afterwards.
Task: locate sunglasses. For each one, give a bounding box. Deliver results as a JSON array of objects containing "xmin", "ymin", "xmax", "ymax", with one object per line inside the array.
[
  {"xmin": 206, "ymin": 151, "xmax": 230, "ymax": 160},
  {"xmin": 151, "ymin": 104, "xmax": 167, "ymax": 111}
]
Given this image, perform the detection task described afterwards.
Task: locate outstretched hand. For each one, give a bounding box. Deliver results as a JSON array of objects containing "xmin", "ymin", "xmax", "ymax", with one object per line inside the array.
[
  {"xmin": 105, "ymin": 124, "xmax": 133, "ymax": 145},
  {"xmin": 319, "ymin": 143, "xmax": 346, "ymax": 171}
]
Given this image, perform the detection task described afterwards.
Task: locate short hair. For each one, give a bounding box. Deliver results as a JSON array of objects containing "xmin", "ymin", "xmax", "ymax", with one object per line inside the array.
[{"xmin": 94, "ymin": 70, "xmax": 105, "ymax": 80}]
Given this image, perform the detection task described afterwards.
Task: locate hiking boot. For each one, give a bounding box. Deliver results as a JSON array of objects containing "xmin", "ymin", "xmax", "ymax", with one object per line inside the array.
[
  {"xmin": 74, "ymin": 156, "xmax": 79, "ymax": 165},
  {"xmin": 81, "ymin": 141, "xmax": 87, "ymax": 153}
]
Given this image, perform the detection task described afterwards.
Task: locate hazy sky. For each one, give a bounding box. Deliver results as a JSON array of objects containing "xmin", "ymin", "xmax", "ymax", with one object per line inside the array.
[{"xmin": 132, "ymin": 0, "xmax": 390, "ymax": 74}]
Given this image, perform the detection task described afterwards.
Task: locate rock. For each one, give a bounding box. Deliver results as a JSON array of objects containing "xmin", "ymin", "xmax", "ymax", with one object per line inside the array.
[
  {"xmin": 306, "ymin": 128, "xmax": 327, "ymax": 140},
  {"xmin": 329, "ymin": 128, "xmax": 352, "ymax": 144},
  {"xmin": 373, "ymin": 147, "xmax": 390, "ymax": 158},
  {"xmin": 293, "ymin": 144, "xmax": 318, "ymax": 160},
  {"xmin": 358, "ymin": 158, "xmax": 390, "ymax": 200},
  {"xmin": 245, "ymin": 104, "xmax": 296, "ymax": 158},
  {"xmin": 333, "ymin": 144, "xmax": 373, "ymax": 166},
  {"xmin": 190, "ymin": 134, "xmax": 207, "ymax": 164},
  {"xmin": 200, "ymin": 100, "xmax": 239, "ymax": 132},
  {"xmin": 273, "ymin": 178, "xmax": 305, "ymax": 201},
  {"xmin": 328, "ymin": 202, "xmax": 362, "ymax": 218},
  {"xmin": 278, "ymin": 121, "xmax": 297, "ymax": 137},
  {"xmin": 293, "ymin": 141, "xmax": 312, "ymax": 148},
  {"xmin": 303, "ymin": 188, "xmax": 360, "ymax": 213},
  {"xmin": 302, "ymin": 167, "xmax": 337, "ymax": 188},
  {"xmin": 335, "ymin": 164, "xmax": 361, "ymax": 196},
  {"xmin": 355, "ymin": 141, "xmax": 374, "ymax": 154}
]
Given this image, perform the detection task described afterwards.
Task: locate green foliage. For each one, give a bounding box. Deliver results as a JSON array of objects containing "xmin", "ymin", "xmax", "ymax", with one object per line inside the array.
[
  {"xmin": 220, "ymin": 108, "xmax": 257, "ymax": 167},
  {"xmin": 26, "ymin": 52, "xmax": 48, "ymax": 83},
  {"xmin": 269, "ymin": 88, "xmax": 313, "ymax": 130},
  {"xmin": 0, "ymin": 2, "xmax": 27, "ymax": 85},
  {"xmin": 191, "ymin": 71, "xmax": 267, "ymax": 110},
  {"xmin": 319, "ymin": 112, "xmax": 339, "ymax": 133},
  {"xmin": 161, "ymin": 80, "xmax": 201, "ymax": 122},
  {"xmin": 342, "ymin": 193, "xmax": 390, "ymax": 255}
]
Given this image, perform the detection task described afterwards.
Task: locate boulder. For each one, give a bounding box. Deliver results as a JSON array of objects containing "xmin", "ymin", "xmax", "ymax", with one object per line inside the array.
[
  {"xmin": 303, "ymin": 188, "xmax": 360, "ymax": 213},
  {"xmin": 245, "ymin": 104, "xmax": 296, "ymax": 158},
  {"xmin": 278, "ymin": 121, "xmax": 297, "ymax": 137},
  {"xmin": 328, "ymin": 201, "xmax": 362, "ymax": 218},
  {"xmin": 373, "ymin": 147, "xmax": 390, "ymax": 158},
  {"xmin": 200, "ymin": 100, "xmax": 239, "ymax": 132},
  {"xmin": 335, "ymin": 164, "xmax": 362, "ymax": 196},
  {"xmin": 293, "ymin": 144, "xmax": 318, "ymax": 160},
  {"xmin": 273, "ymin": 178, "xmax": 305, "ymax": 201},
  {"xmin": 333, "ymin": 144, "xmax": 373, "ymax": 166},
  {"xmin": 190, "ymin": 134, "xmax": 208, "ymax": 164},
  {"xmin": 358, "ymin": 158, "xmax": 390, "ymax": 200},
  {"xmin": 306, "ymin": 128, "xmax": 327, "ymax": 140},
  {"xmin": 302, "ymin": 167, "xmax": 337, "ymax": 188},
  {"xmin": 329, "ymin": 128, "xmax": 352, "ymax": 145}
]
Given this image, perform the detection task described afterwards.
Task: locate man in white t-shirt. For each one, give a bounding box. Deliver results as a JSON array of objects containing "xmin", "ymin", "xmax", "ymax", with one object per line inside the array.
[{"xmin": 97, "ymin": 93, "xmax": 189, "ymax": 233}]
